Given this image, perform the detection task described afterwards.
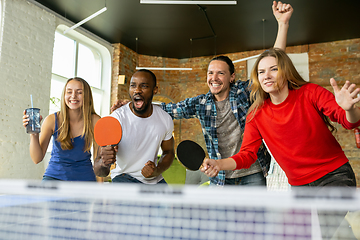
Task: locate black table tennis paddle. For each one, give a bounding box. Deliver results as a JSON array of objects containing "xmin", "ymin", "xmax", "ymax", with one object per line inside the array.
[{"xmin": 176, "ymin": 140, "xmax": 205, "ymax": 171}]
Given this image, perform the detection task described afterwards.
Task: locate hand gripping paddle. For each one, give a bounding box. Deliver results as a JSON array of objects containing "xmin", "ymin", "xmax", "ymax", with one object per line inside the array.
[
  {"xmin": 176, "ymin": 140, "xmax": 205, "ymax": 171},
  {"xmin": 94, "ymin": 116, "xmax": 122, "ymax": 147}
]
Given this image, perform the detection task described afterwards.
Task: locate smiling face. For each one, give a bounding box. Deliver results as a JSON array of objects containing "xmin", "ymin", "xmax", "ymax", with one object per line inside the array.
[
  {"xmin": 64, "ymin": 80, "xmax": 83, "ymax": 110},
  {"xmin": 258, "ymin": 56, "xmax": 279, "ymax": 93},
  {"xmin": 129, "ymin": 71, "xmax": 158, "ymax": 117},
  {"xmin": 207, "ymin": 60, "xmax": 235, "ymax": 101},
  {"xmin": 257, "ymin": 56, "xmax": 288, "ymax": 104}
]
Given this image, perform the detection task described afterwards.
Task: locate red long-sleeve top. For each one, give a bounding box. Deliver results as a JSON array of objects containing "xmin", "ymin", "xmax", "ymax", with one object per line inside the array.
[{"xmin": 231, "ymin": 83, "xmax": 360, "ymax": 186}]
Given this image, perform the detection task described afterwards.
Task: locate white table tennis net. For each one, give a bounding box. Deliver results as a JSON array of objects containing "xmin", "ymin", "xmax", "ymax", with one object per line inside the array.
[{"xmin": 0, "ymin": 180, "xmax": 359, "ymax": 240}]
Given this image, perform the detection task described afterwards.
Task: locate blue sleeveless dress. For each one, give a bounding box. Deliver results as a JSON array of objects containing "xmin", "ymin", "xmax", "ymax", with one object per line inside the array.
[{"xmin": 43, "ymin": 112, "xmax": 96, "ymax": 181}]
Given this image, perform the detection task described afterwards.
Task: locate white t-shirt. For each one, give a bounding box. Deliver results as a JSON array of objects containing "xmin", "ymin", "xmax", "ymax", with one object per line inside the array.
[{"xmin": 110, "ymin": 103, "xmax": 174, "ymax": 184}]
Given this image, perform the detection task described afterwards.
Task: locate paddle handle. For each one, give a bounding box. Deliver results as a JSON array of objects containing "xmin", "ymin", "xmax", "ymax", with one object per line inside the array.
[{"xmin": 100, "ymin": 144, "xmax": 118, "ymax": 167}]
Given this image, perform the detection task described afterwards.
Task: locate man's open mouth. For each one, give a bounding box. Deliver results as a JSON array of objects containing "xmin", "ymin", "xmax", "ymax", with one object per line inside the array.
[{"xmin": 133, "ymin": 95, "xmax": 144, "ymax": 109}]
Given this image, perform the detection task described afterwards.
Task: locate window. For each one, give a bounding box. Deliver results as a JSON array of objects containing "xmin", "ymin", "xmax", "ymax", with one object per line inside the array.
[
  {"xmin": 49, "ymin": 25, "xmax": 111, "ymax": 116},
  {"xmin": 45, "ymin": 25, "xmax": 112, "ymax": 163}
]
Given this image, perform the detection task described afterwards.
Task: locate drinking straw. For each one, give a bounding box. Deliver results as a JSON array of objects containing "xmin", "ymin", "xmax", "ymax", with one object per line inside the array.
[{"xmin": 30, "ymin": 95, "xmax": 33, "ymax": 108}]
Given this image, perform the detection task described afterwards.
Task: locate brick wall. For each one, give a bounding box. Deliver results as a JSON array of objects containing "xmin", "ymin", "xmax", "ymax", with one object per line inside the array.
[
  {"xmin": 113, "ymin": 39, "xmax": 360, "ymax": 186},
  {"xmin": 0, "ymin": 0, "xmax": 56, "ymax": 179}
]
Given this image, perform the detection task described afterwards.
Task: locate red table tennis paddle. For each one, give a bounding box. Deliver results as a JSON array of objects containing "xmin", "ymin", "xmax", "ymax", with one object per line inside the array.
[
  {"xmin": 176, "ymin": 140, "xmax": 206, "ymax": 171},
  {"xmin": 94, "ymin": 116, "xmax": 122, "ymax": 147}
]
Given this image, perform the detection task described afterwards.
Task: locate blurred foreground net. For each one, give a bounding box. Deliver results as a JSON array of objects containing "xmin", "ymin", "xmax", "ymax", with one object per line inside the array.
[{"xmin": 0, "ymin": 180, "xmax": 359, "ymax": 240}]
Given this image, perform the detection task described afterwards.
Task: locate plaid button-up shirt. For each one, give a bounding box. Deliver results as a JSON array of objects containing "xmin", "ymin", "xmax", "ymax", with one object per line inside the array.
[{"xmin": 161, "ymin": 79, "xmax": 271, "ymax": 186}]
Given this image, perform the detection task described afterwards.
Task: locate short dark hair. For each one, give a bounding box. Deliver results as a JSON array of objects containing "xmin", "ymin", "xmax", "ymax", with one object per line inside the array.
[
  {"xmin": 209, "ymin": 55, "xmax": 235, "ymax": 75},
  {"xmin": 136, "ymin": 69, "xmax": 157, "ymax": 86}
]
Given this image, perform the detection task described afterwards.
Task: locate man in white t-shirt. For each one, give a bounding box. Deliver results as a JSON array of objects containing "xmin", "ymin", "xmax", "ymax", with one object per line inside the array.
[{"xmin": 94, "ymin": 69, "xmax": 175, "ymax": 184}]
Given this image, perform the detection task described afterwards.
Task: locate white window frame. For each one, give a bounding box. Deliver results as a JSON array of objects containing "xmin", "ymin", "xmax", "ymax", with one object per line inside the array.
[
  {"xmin": 0, "ymin": 0, "xmax": 4, "ymax": 58},
  {"xmin": 51, "ymin": 24, "xmax": 112, "ymax": 117}
]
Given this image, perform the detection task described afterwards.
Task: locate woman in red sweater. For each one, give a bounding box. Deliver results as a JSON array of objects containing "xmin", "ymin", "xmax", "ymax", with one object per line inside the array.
[{"xmin": 201, "ymin": 48, "xmax": 360, "ymax": 187}]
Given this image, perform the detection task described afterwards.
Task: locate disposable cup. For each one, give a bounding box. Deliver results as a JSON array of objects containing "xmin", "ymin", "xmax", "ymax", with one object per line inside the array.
[{"xmin": 25, "ymin": 108, "xmax": 41, "ymax": 134}]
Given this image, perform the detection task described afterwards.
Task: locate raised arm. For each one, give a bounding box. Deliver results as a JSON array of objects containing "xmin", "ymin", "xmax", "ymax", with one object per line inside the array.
[
  {"xmin": 330, "ymin": 78, "xmax": 360, "ymax": 124},
  {"xmin": 272, "ymin": 1, "xmax": 293, "ymax": 51}
]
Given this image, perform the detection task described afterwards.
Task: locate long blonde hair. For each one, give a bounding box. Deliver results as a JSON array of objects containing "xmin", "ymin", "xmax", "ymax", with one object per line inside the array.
[
  {"xmin": 248, "ymin": 48, "xmax": 335, "ymax": 132},
  {"xmin": 57, "ymin": 77, "xmax": 97, "ymax": 152}
]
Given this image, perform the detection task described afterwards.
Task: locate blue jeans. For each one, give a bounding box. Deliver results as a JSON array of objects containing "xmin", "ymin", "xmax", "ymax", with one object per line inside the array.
[
  {"xmin": 225, "ymin": 172, "xmax": 266, "ymax": 186},
  {"xmin": 112, "ymin": 173, "xmax": 167, "ymax": 184},
  {"xmin": 42, "ymin": 175, "xmax": 62, "ymax": 181}
]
